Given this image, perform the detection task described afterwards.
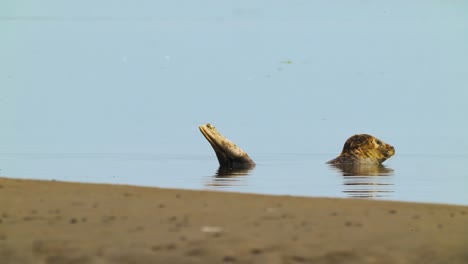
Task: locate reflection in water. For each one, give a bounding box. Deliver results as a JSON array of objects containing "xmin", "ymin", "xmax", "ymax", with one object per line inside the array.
[
  {"xmin": 329, "ymin": 164, "xmax": 395, "ymax": 199},
  {"xmin": 204, "ymin": 167, "xmax": 255, "ymax": 188}
]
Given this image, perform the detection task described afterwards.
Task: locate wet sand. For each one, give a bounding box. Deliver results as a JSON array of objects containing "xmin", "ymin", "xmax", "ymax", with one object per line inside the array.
[{"xmin": 1, "ymin": 177, "xmax": 467, "ymax": 264}]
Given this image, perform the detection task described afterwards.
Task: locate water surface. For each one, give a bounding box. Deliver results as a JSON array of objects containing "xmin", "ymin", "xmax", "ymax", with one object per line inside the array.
[
  {"xmin": 1, "ymin": 1, "xmax": 467, "ymax": 205},
  {"xmin": 1, "ymin": 152, "xmax": 467, "ymax": 205}
]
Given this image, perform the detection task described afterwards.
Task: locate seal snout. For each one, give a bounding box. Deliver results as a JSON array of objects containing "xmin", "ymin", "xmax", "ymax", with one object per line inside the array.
[{"xmin": 385, "ymin": 144, "xmax": 395, "ymax": 157}]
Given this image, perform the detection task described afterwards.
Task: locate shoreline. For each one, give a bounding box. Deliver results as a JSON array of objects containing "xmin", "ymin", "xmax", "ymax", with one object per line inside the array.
[
  {"xmin": 1, "ymin": 177, "xmax": 467, "ymax": 263},
  {"xmin": 4, "ymin": 176, "xmax": 465, "ymax": 207}
]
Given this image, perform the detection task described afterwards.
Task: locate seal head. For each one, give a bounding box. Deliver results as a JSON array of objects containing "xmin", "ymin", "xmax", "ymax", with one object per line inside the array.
[
  {"xmin": 327, "ymin": 134, "xmax": 395, "ymax": 165},
  {"xmin": 199, "ymin": 123, "xmax": 255, "ymax": 169}
]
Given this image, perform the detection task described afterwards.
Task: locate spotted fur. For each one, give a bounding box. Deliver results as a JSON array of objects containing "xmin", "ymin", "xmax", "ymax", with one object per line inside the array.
[{"xmin": 327, "ymin": 134, "xmax": 395, "ymax": 165}]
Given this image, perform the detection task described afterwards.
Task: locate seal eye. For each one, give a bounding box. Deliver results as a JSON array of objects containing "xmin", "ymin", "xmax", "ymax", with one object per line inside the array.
[{"xmin": 376, "ymin": 140, "xmax": 383, "ymax": 146}]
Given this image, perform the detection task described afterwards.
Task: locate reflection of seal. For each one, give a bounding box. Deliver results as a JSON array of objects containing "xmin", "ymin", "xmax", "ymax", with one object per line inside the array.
[
  {"xmin": 216, "ymin": 167, "xmax": 253, "ymax": 177},
  {"xmin": 199, "ymin": 123, "xmax": 255, "ymax": 169},
  {"xmin": 329, "ymin": 163, "xmax": 394, "ymax": 176},
  {"xmin": 204, "ymin": 167, "xmax": 253, "ymax": 188},
  {"xmin": 329, "ymin": 164, "xmax": 395, "ymax": 198},
  {"xmin": 327, "ymin": 134, "xmax": 395, "ymax": 165}
]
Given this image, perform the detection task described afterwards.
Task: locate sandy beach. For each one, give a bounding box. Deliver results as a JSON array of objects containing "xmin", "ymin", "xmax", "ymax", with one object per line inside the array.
[{"xmin": 1, "ymin": 177, "xmax": 467, "ymax": 264}]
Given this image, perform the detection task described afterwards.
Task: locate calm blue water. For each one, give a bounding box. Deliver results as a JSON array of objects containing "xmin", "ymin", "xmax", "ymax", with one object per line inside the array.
[
  {"xmin": 1, "ymin": 1, "xmax": 467, "ymax": 205},
  {"xmin": 1, "ymin": 152, "xmax": 467, "ymax": 205}
]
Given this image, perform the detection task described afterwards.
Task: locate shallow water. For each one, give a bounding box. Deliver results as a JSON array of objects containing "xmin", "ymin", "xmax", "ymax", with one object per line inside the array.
[
  {"xmin": 1, "ymin": 2, "xmax": 468, "ymax": 205},
  {"xmin": 1, "ymin": 152, "xmax": 467, "ymax": 205}
]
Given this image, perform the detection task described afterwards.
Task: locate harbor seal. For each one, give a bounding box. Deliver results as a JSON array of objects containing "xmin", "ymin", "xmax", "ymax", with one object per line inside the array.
[
  {"xmin": 199, "ymin": 123, "xmax": 255, "ymax": 169},
  {"xmin": 327, "ymin": 134, "xmax": 395, "ymax": 165}
]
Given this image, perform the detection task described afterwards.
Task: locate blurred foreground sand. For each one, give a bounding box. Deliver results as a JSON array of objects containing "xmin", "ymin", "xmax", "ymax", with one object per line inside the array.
[{"xmin": 1, "ymin": 177, "xmax": 467, "ymax": 264}]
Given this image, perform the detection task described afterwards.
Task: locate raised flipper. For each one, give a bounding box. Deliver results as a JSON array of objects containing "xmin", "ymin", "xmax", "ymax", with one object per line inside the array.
[{"xmin": 199, "ymin": 123, "xmax": 255, "ymax": 169}]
